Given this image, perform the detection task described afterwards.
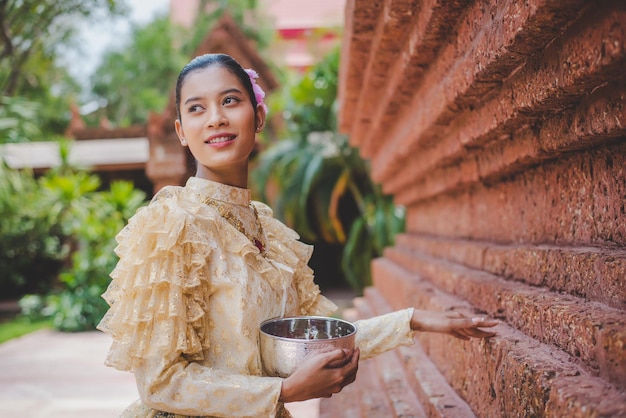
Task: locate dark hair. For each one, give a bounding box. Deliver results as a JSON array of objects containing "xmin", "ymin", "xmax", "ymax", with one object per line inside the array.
[{"xmin": 175, "ymin": 53, "xmax": 258, "ymax": 123}]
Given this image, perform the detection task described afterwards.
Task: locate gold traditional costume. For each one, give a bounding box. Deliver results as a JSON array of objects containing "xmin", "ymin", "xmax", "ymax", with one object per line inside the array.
[{"xmin": 98, "ymin": 177, "xmax": 415, "ymax": 418}]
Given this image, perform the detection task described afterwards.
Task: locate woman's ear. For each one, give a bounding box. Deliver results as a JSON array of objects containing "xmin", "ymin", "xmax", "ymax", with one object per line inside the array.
[
  {"xmin": 175, "ymin": 119, "xmax": 188, "ymax": 146},
  {"xmin": 255, "ymin": 104, "xmax": 267, "ymax": 133}
]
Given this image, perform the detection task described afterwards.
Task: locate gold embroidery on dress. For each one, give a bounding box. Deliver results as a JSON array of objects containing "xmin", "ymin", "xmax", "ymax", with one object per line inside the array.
[{"xmin": 202, "ymin": 196, "xmax": 266, "ymax": 255}]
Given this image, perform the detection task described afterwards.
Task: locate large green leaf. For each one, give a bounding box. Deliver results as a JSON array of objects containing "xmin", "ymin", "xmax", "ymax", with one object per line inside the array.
[{"xmin": 251, "ymin": 48, "xmax": 406, "ymax": 292}]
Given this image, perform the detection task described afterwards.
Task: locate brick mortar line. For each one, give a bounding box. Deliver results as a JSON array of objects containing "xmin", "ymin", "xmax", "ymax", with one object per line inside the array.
[
  {"xmin": 395, "ymin": 233, "xmax": 626, "ymax": 309},
  {"xmin": 403, "ymin": 143, "xmax": 626, "ymax": 246},
  {"xmin": 383, "ymin": 248, "xmax": 626, "ymax": 391},
  {"xmin": 337, "ymin": 0, "xmax": 356, "ymax": 134},
  {"xmin": 333, "ymin": 301, "xmax": 397, "ymax": 417},
  {"xmin": 372, "ymin": 3, "xmax": 623, "ymax": 185},
  {"xmin": 372, "ymin": 259, "xmax": 626, "ymax": 417},
  {"xmin": 389, "ymin": 80, "xmax": 626, "ymax": 202},
  {"xmin": 349, "ymin": 0, "xmax": 420, "ymax": 147}
]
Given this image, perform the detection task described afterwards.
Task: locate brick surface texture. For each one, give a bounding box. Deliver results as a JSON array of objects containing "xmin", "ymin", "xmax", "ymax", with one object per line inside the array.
[{"xmin": 324, "ymin": 0, "xmax": 626, "ymax": 417}]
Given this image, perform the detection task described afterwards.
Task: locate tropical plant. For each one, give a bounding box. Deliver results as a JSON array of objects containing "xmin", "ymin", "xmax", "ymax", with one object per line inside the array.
[
  {"xmin": 253, "ymin": 48, "xmax": 405, "ymax": 292},
  {"xmin": 0, "ymin": 162, "xmax": 64, "ymax": 298},
  {"xmin": 6, "ymin": 141, "xmax": 147, "ymax": 331},
  {"xmin": 0, "ymin": 96, "xmax": 42, "ymax": 143},
  {"xmin": 40, "ymin": 178, "xmax": 145, "ymax": 331}
]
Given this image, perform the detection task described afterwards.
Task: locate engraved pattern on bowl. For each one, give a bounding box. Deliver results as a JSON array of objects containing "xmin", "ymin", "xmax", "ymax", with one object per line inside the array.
[{"xmin": 259, "ymin": 316, "xmax": 357, "ymax": 378}]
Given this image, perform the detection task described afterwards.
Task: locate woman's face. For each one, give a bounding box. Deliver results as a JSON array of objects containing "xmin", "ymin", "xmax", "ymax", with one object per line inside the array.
[{"xmin": 175, "ymin": 65, "xmax": 264, "ymax": 185}]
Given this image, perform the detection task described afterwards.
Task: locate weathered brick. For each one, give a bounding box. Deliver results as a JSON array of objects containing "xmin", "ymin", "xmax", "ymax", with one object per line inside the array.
[
  {"xmin": 338, "ymin": 0, "xmax": 626, "ymax": 415},
  {"xmin": 372, "ymin": 0, "xmax": 600, "ymax": 181},
  {"xmin": 355, "ymin": 0, "xmax": 589, "ymax": 160},
  {"xmin": 364, "ymin": 289, "xmax": 480, "ymax": 418},
  {"xmin": 403, "ymin": 142, "xmax": 626, "ymax": 246},
  {"xmin": 337, "ymin": 0, "xmax": 384, "ymax": 134},
  {"xmin": 385, "ymin": 246, "xmax": 626, "ymax": 391},
  {"xmin": 372, "ymin": 259, "xmax": 626, "ymax": 417},
  {"xmin": 350, "ymin": 0, "xmax": 469, "ymax": 154},
  {"xmin": 383, "ymin": 9, "xmax": 626, "ymax": 198},
  {"xmin": 349, "ymin": 0, "xmax": 419, "ymax": 148},
  {"xmin": 395, "ymin": 234, "xmax": 626, "ymax": 309}
]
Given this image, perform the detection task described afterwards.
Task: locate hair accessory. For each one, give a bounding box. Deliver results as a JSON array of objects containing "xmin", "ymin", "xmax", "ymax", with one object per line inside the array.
[{"xmin": 244, "ymin": 68, "xmax": 268, "ymax": 114}]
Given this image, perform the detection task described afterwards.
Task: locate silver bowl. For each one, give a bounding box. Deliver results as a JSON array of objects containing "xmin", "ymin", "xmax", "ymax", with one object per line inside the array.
[{"xmin": 259, "ymin": 316, "xmax": 357, "ymax": 378}]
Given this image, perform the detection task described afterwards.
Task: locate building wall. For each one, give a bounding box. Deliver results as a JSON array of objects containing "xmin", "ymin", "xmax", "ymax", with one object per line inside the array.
[{"xmin": 335, "ymin": 0, "xmax": 625, "ymax": 416}]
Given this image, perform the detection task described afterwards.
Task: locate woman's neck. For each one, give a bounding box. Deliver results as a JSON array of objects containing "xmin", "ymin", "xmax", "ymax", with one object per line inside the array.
[{"xmin": 195, "ymin": 165, "xmax": 249, "ymax": 189}]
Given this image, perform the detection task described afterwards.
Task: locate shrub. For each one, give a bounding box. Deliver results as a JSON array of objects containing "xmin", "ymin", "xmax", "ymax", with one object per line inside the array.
[
  {"xmin": 38, "ymin": 178, "xmax": 146, "ymax": 331},
  {"xmin": 7, "ymin": 143, "xmax": 147, "ymax": 332},
  {"xmin": 0, "ymin": 163, "xmax": 64, "ymax": 298}
]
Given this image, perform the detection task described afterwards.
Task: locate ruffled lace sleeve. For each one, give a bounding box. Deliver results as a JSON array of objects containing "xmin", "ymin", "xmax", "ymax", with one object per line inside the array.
[
  {"xmin": 97, "ymin": 187, "xmax": 215, "ymax": 372},
  {"xmin": 254, "ymin": 202, "xmax": 337, "ymax": 317}
]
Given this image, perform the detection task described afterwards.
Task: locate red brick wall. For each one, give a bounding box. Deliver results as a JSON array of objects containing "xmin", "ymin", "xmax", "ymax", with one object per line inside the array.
[{"xmin": 333, "ymin": 0, "xmax": 626, "ymax": 416}]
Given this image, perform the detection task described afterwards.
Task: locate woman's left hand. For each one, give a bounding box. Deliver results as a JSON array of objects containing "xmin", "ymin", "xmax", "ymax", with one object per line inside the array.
[{"xmin": 410, "ymin": 309, "xmax": 498, "ymax": 340}]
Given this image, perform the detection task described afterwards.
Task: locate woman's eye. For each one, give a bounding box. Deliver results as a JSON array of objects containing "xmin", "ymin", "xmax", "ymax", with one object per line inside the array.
[
  {"xmin": 223, "ymin": 96, "xmax": 240, "ymax": 105},
  {"xmin": 188, "ymin": 104, "xmax": 203, "ymax": 113}
]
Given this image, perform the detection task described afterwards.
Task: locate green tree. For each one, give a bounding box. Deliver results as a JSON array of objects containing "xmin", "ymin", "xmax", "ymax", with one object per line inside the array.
[
  {"xmin": 41, "ymin": 177, "xmax": 145, "ymax": 331},
  {"xmin": 90, "ymin": 15, "xmax": 187, "ymax": 126},
  {"xmin": 253, "ymin": 48, "xmax": 405, "ymax": 292},
  {"xmin": 0, "ymin": 0, "xmax": 127, "ymax": 138},
  {"xmin": 0, "ymin": 0, "xmax": 126, "ymax": 96}
]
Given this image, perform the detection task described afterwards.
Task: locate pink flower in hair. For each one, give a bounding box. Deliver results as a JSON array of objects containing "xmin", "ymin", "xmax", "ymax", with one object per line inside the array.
[{"xmin": 244, "ymin": 68, "xmax": 268, "ymax": 114}]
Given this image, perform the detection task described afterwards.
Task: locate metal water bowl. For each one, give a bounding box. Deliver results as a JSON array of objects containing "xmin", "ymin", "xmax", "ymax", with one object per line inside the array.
[{"xmin": 259, "ymin": 316, "xmax": 357, "ymax": 378}]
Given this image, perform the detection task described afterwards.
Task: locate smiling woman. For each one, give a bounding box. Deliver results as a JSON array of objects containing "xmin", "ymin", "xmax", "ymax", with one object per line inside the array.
[
  {"xmin": 96, "ymin": 53, "xmax": 497, "ymax": 418},
  {"xmin": 173, "ymin": 56, "xmax": 262, "ymax": 186}
]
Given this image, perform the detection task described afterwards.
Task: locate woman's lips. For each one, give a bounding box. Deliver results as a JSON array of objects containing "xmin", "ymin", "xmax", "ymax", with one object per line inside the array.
[{"xmin": 205, "ymin": 134, "xmax": 236, "ymax": 147}]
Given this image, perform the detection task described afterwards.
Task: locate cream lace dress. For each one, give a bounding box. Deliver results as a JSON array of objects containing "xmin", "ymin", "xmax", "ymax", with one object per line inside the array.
[{"xmin": 97, "ymin": 177, "xmax": 415, "ymax": 418}]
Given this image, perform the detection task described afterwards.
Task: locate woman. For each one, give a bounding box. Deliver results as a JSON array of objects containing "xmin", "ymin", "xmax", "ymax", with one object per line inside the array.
[{"xmin": 97, "ymin": 53, "xmax": 497, "ymax": 418}]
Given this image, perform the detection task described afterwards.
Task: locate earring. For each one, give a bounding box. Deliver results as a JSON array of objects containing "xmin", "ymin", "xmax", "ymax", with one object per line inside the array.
[
  {"xmin": 256, "ymin": 126, "xmax": 261, "ymax": 132},
  {"xmin": 181, "ymin": 138, "xmax": 187, "ymax": 144}
]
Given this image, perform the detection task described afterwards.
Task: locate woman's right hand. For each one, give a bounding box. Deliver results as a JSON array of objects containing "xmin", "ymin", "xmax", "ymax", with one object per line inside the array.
[{"xmin": 279, "ymin": 347, "xmax": 360, "ymax": 403}]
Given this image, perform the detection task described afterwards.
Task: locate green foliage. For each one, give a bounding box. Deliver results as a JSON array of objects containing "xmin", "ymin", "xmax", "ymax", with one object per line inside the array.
[
  {"xmin": 38, "ymin": 174, "xmax": 146, "ymax": 331},
  {"xmin": 0, "ymin": 162, "xmax": 64, "ymax": 297},
  {"xmin": 0, "ymin": 141, "xmax": 146, "ymax": 332},
  {"xmin": 0, "ymin": 96, "xmax": 43, "ymax": 143},
  {"xmin": 253, "ymin": 48, "xmax": 405, "ymax": 292},
  {"xmin": 88, "ymin": 1, "xmax": 273, "ymax": 127},
  {"xmin": 0, "ymin": 0, "xmax": 127, "ymax": 137},
  {"xmin": 91, "ymin": 15, "xmax": 187, "ymax": 126}
]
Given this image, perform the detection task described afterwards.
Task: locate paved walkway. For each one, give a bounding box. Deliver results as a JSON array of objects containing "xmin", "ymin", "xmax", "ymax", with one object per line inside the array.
[
  {"xmin": 0, "ymin": 288, "xmax": 355, "ymax": 417},
  {"xmin": 0, "ymin": 329, "xmax": 320, "ymax": 417}
]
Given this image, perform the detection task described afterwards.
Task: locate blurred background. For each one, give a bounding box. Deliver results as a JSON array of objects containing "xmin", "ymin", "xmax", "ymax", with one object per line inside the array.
[{"xmin": 0, "ymin": 0, "xmax": 404, "ymax": 336}]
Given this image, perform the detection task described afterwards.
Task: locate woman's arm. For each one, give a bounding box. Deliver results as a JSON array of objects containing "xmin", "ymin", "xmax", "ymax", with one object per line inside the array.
[{"xmin": 410, "ymin": 309, "xmax": 498, "ymax": 340}]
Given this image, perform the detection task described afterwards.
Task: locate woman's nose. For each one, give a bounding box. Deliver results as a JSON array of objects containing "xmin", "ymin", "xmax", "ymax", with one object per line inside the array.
[{"xmin": 206, "ymin": 106, "xmax": 228, "ymax": 127}]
